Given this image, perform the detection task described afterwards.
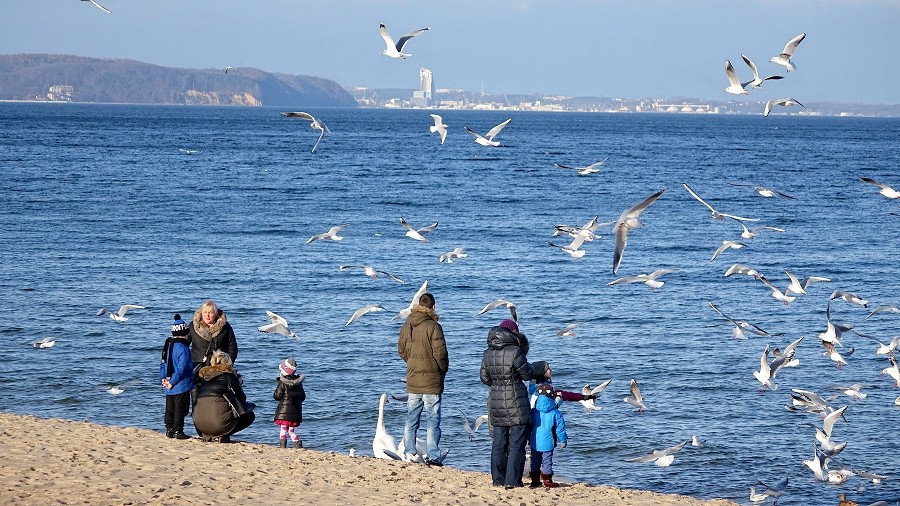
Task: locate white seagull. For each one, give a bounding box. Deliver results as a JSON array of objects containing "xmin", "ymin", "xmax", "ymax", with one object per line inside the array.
[
  {"xmin": 547, "ymin": 233, "xmax": 588, "ymax": 259},
  {"xmin": 760, "ymin": 277, "xmax": 796, "ymax": 305},
  {"xmin": 707, "ymin": 301, "xmax": 782, "ymax": 340},
  {"xmin": 478, "ymin": 299, "xmax": 518, "ymax": 323},
  {"xmin": 612, "ymin": 189, "xmax": 667, "ymax": 274},
  {"xmin": 346, "ymin": 304, "xmax": 385, "ymax": 326},
  {"xmin": 711, "ymin": 240, "xmax": 748, "ymax": 261},
  {"xmin": 865, "ymin": 305, "xmax": 900, "ymax": 319},
  {"xmin": 458, "ymin": 409, "xmax": 489, "ymax": 440},
  {"xmin": 464, "ymin": 118, "xmax": 512, "ymax": 147},
  {"xmin": 82, "ymin": 0, "xmax": 111, "ymax": 13},
  {"xmin": 764, "ymin": 98, "xmax": 805, "ymax": 117},
  {"xmin": 554, "ymin": 158, "xmax": 609, "ymax": 175},
  {"xmin": 770, "ymin": 33, "xmax": 806, "ymax": 72},
  {"xmin": 429, "ymin": 114, "xmax": 448, "ymax": 144},
  {"xmin": 400, "ymin": 217, "xmax": 437, "ymax": 242},
  {"xmin": 393, "ymin": 280, "xmax": 429, "ymax": 321},
  {"xmin": 608, "ymin": 268, "xmax": 675, "ymax": 289},
  {"xmin": 379, "ymin": 23, "xmax": 430, "ymax": 59},
  {"xmin": 819, "ymin": 301, "xmax": 853, "ymax": 347},
  {"xmin": 624, "ymin": 441, "xmax": 687, "ymax": 467},
  {"xmin": 439, "ymin": 247, "xmax": 467, "ymax": 263},
  {"xmin": 258, "ymin": 310, "xmax": 299, "ymax": 340},
  {"xmin": 555, "ymin": 323, "xmax": 582, "ymax": 337},
  {"xmin": 860, "ymin": 177, "xmax": 900, "ymax": 199},
  {"xmin": 724, "ymin": 263, "xmax": 767, "ymax": 281},
  {"xmin": 739, "ymin": 223, "xmax": 786, "ymax": 240},
  {"xmin": 723, "ymin": 60, "xmax": 749, "ymax": 95},
  {"xmin": 729, "ymin": 182, "xmax": 795, "ymax": 199},
  {"xmin": 683, "ymin": 182, "xmax": 759, "ymax": 222},
  {"xmin": 97, "ymin": 305, "xmax": 145, "ymax": 322},
  {"xmin": 740, "ymin": 54, "xmax": 784, "ymax": 88},
  {"xmin": 623, "ymin": 378, "xmax": 647, "ymax": 413},
  {"xmin": 753, "ymin": 341, "xmax": 797, "ymax": 392},
  {"xmin": 803, "ymin": 445, "xmax": 828, "ymax": 482},
  {"xmin": 340, "ymin": 265, "xmax": 405, "ymax": 284},
  {"xmin": 579, "ymin": 380, "xmax": 612, "ymax": 411},
  {"xmin": 882, "ymin": 355, "xmax": 900, "ymax": 387},
  {"xmin": 306, "ymin": 224, "xmax": 349, "ymax": 244},
  {"xmin": 784, "ymin": 271, "xmax": 831, "ymax": 296},
  {"xmin": 224, "ymin": 66, "xmax": 236, "ymax": 74},
  {"xmin": 829, "ymin": 290, "xmax": 868, "ymax": 308},
  {"xmin": 281, "ymin": 111, "xmax": 330, "ymax": 153},
  {"xmin": 32, "ymin": 336, "xmax": 57, "ymax": 349}
]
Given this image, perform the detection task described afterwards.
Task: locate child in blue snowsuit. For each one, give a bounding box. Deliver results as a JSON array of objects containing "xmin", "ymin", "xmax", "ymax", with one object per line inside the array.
[
  {"xmin": 160, "ymin": 314, "xmax": 195, "ymax": 439},
  {"xmin": 529, "ymin": 382, "xmax": 567, "ymax": 488}
]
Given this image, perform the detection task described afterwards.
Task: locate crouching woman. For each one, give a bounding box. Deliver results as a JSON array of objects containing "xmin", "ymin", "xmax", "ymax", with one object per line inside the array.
[{"xmin": 193, "ymin": 350, "xmax": 255, "ymax": 442}]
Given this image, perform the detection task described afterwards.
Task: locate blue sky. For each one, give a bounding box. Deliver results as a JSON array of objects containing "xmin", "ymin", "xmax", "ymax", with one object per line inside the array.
[{"xmin": 3, "ymin": 0, "xmax": 898, "ymax": 104}]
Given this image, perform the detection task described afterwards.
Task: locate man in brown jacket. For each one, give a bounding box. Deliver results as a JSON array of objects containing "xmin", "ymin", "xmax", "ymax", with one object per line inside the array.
[{"xmin": 398, "ymin": 292, "xmax": 449, "ymax": 465}]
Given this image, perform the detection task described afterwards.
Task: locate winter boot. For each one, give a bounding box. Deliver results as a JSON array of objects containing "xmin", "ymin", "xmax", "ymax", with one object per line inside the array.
[
  {"xmin": 165, "ymin": 428, "xmax": 175, "ymax": 438},
  {"xmin": 292, "ymin": 439, "xmax": 302, "ymax": 449},
  {"xmin": 529, "ymin": 472, "xmax": 542, "ymax": 488},
  {"xmin": 172, "ymin": 431, "xmax": 190, "ymax": 440},
  {"xmin": 541, "ymin": 473, "xmax": 559, "ymax": 488},
  {"xmin": 279, "ymin": 438, "xmax": 287, "ymax": 448}
]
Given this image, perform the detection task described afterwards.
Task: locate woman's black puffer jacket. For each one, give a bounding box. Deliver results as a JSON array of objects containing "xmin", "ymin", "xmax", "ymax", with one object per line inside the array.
[{"xmin": 479, "ymin": 326, "xmax": 533, "ymax": 427}]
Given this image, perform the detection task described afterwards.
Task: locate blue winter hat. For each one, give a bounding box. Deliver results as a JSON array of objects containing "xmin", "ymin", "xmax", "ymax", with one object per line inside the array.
[{"xmin": 171, "ymin": 314, "xmax": 189, "ymax": 336}]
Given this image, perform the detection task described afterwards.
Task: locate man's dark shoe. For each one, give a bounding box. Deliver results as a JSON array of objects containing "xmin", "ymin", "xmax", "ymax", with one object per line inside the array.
[{"xmin": 424, "ymin": 458, "xmax": 443, "ymax": 467}]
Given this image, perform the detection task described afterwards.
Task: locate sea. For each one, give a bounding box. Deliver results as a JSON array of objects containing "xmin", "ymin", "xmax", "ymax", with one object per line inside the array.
[{"xmin": 1, "ymin": 102, "xmax": 898, "ymax": 505}]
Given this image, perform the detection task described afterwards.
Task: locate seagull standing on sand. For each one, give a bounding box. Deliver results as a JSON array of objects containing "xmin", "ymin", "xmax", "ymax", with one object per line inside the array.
[
  {"xmin": 258, "ymin": 310, "xmax": 299, "ymax": 340},
  {"xmin": 859, "ymin": 177, "xmax": 900, "ymax": 199},
  {"xmin": 770, "ymin": 33, "xmax": 806, "ymax": 72},
  {"xmin": 464, "ymin": 119, "xmax": 512, "ymax": 147},
  {"xmin": 97, "ymin": 305, "xmax": 145, "ymax": 322},
  {"xmin": 281, "ymin": 111, "xmax": 330, "ymax": 153},
  {"xmin": 764, "ymin": 98, "xmax": 805, "ymax": 117},
  {"xmin": 429, "ymin": 114, "xmax": 448, "ymax": 144},
  {"xmin": 723, "ymin": 60, "xmax": 749, "ymax": 95},
  {"xmin": 554, "ymin": 158, "xmax": 609, "ymax": 175},
  {"xmin": 740, "ymin": 55, "xmax": 784, "ymax": 88},
  {"xmin": 82, "ymin": 0, "xmax": 111, "ymax": 13},
  {"xmin": 379, "ymin": 23, "xmax": 431, "ymax": 59},
  {"xmin": 306, "ymin": 224, "xmax": 349, "ymax": 244},
  {"xmin": 612, "ymin": 189, "xmax": 667, "ymax": 274}
]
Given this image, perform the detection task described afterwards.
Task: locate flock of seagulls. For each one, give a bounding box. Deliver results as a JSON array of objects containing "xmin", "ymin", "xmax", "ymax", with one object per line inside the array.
[{"xmin": 723, "ymin": 33, "xmax": 807, "ymax": 116}]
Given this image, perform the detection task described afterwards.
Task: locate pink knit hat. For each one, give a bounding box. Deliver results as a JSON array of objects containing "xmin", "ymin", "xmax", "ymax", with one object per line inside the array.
[
  {"xmin": 279, "ymin": 358, "xmax": 297, "ymax": 376},
  {"xmin": 500, "ymin": 319, "xmax": 519, "ymax": 332}
]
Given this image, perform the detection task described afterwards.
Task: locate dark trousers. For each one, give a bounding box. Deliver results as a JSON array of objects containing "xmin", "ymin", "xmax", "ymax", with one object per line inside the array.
[
  {"xmin": 490, "ymin": 424, "xmax": 531, "ymax": 487},
  {"xmin": 164, "ymin": 392, "xmax": 191, "ymax": 432}
]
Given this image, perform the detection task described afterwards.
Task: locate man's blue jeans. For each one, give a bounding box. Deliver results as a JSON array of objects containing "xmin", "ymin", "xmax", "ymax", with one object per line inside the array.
[{"xmin": 403, "ymin": 393, "xmax": 442, "ymax": 461}]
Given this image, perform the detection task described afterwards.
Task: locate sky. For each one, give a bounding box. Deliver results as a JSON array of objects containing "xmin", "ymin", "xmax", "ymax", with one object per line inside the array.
[{"xmin": 2, "ymin": 0, "xmax": 899, "ymax": 104}]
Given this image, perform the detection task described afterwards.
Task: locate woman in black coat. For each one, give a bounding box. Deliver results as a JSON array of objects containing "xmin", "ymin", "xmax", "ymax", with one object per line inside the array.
[
  {"xmin": 192, "ymin": 351, "xmax": 255, "ymax": 442},
  {"xmin": 480, "ymin": 319, "xmax": 533, "ymax": 488}
]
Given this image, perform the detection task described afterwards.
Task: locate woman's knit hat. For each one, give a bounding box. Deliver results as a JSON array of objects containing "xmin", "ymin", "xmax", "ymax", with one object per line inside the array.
[
  {"xmin": 279, "ymin": 358, "xmax": 297, "ymax": 376},
  {"xmin": 499, "ymin": 319, "xmax": 519, "ymax": 332},
  {"xmin": 537, "ymin": 383, "xmax": 555, "ymax": 397},
  {"xmin": 171, "ymin": 314, "xmax": 190, "ymax": 337},
  {"xmin": 532, "ymin": 360, "xmax": 550, "ymax": 379}
]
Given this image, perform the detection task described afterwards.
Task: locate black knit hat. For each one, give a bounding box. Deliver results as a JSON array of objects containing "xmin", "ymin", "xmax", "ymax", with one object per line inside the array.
[{"xmin": 171, "ymin": 314, "xmax": 189, "ymax": 337}]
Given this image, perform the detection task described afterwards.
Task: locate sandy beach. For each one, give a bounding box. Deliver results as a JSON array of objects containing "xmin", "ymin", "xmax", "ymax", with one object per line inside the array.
[{"xmin": 0, "ymin": 413, "xmax": 738, "ymax": 506}]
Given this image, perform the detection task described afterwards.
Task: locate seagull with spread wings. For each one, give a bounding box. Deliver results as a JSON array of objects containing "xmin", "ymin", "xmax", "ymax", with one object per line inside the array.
[
  {"xmin": 612, "ymin": 189, "xmax": 666, "ymax": 274},
  {"xmin": 769, "ymin": 33, "xmax": 806, "ymax": 72},
  {"xmin": 379, "ymin": 23, "xmax": 430, "ymax": 59},
  {"xmin": 683, "ymin": 182, "xmax": 759, "ymax": 222},
  {"xmin": 554, "ymin": 158, "xmax": 608, "ymax": 175},
  {"xmin": 258, "ymin": 310, "xmax": 299, "ymax": 340},
  {"xmin": 281, "ymin": 111, "xmax": 330, "ymax": 153},
  {"xmin": 464, "ymin": 118, "xmax": 512, "ymax": 147}
]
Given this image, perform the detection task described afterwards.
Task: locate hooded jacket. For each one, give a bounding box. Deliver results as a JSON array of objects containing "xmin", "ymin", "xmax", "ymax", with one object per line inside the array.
[
  {"xmin": 192, "ymin": 364, "xmax": 248, "ymax": 437},
  {"xmin": 530, "ymin": 392, "xmax": 567, "ymax": 452},
  {"xmin": 273, "ymin": 374, "xmax": 306, "ymax": 423},
  {"xmin": 188, "ymin": 307, "xmax": 238, "ymax": 365},
  {"xmin": 480, "ymin": 326, "xmax": 534, "ymax": 427},
  {"xmin": 398, "ymin": 305, "xmax": 449, "ymax": 394}
]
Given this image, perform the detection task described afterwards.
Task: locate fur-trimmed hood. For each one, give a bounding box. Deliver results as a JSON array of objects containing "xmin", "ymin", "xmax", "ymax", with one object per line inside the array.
[
  {"xmin": 192, "ymin": 307, "xmax": 228, "ymax": 341},
  {"xmin": 278, "ymin": 373, "xmax": 305, "ymax": 386},
  {"xmin": 198, "ymin": 363, "xmax": 234, "ymax": 381},
  {"xmin": 408, "ymin": 304, "xmax": 439, "ymax": 324}
]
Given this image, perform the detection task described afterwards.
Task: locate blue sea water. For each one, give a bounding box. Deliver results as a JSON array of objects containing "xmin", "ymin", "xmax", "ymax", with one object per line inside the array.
[{"xmin": 0, "ymin": 103, "xmax": 898, "ymax": 505}]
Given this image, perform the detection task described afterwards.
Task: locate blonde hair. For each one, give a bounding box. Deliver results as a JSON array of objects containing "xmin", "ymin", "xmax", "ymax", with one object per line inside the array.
[
  {"xmin": 209, "ymin": 350, "xmax": 233, "ymax": 369},
  {"xmin": 200, "ymin": 300, "xmax": 220, "ymax": 315}
]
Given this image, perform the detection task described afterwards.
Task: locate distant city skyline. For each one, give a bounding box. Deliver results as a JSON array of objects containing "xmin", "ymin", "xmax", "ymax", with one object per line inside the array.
[{"xmin": 3, "ymin": 1, "xmax": 899, "ymax": 105}]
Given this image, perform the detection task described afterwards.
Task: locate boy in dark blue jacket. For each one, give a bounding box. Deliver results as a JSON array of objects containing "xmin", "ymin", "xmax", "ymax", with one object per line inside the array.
[{"xmin": 160, "ymin": 314, "xmax": 195, "ymax": 439}]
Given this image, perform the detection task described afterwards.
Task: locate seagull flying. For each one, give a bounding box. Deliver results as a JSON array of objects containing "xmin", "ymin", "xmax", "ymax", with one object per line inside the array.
[
  {"xmin": 711, "ymin": 240, "xmax": 748, "ymax": 261},
  {"xmin": 393, "ymin": 280, "xmax": 429, "ymax": 321},
  {"xmin": 770, "ymin": 33, "xmax": 806, "ymax": 72},
  {"xmin": 612, "ymin": 189, "xmax": 667, "ymax": 274},
  {"xmin": 547, "ymin": 233, "xmax": 588, "ymax": 259},
  {"xmin": 865, "ymin": 305, "xmax": 900, "ymax": 320},
  {"xmin": 399, "ymin": 217, "xmax": 437, "ymax": 242},
  {"xmin": 724, "ymin": 263, "xmax": 767, "ymax": 281},
  {"xmin": 860, "ymin": 177, "xmax": 900, "ymax": 199},
  {"xmin": 555, "ymin": 323, "xmax": 582, "ymax": 337},
  {"xmin": 439, "ymin": 247, "xmax": 467, "ymax": 263},
  {"xmin": 554, "ymin": 158, "xmax": 609, "ymax": 175},
  {"xmin": 683, "ymin": 182, "xmax": 759, "ymax": 222},
  {"xmin": 224, "ymin": 66, "xmax": 236, "ymax": 74},
  {"xmin": 281, "ymin": 111, "xmax": 330, "ymax": 153},
  {"xmin": 623, "ymin": 378, "xmax": 647, "ymax": 413},
  {"xmin": 339, "ymin": 265, "xmax": 405, "ymax": 284},
  {"xmin": 764, "ymin": 98, "xmax": 805, "ymax": 117},
  {"xmin": 707, "ymin": 301, "xmax": 782, "ymax": 340},
  {"xmin": 624, "ymin": 441, "xmax": 687, "ymax": 467},
  {"xmin": 753, "ymin": 338, "xmax": 802, "ymax": 392},
  {"xmin": 579, "ymin": 380, "xmax": 612, "ymax": 411},
  {"xmin": 739, "ymin": 223, "xmax": 786, "ymax": 240},
  {"xmin": 306, "ymin": 224, "xmax": 349, "ymax": 244},
  {"xmin": 740, "ymin": 54, "xmax": 784, "ymax": 88},
  {"xmin": 429, "ymin": 114, "xmax": 448, "ymax": 144},
  {"xmin": 723, "ymin": 60, "xmax": 749, "ymax": 95},
  {"xmin": 258, "ymin": 310, "xmax": 299, "ymax": 339},
  {"xmin": 829, "ymin": 290, "xmax": 868, "ymax": 308},
  {"xmin": 464, "ymin": 118, "xmax": 512, "ymax": 147},
  {"xmin": 608, "ymin": 269, "xmax": 675, "ymax": 289},
  {"xmin": 728, "ymin": 182, "xmax": 795, "ymax": 199},
  {"xmin": 32, "ymin": 336, "xmax": 57, "ymax": 349},
  {"xmin": 97, "ymin": 305, "xmax": 145, "ymax": 322},
  {"xmin": 82, "ymin": 0, "xmax": 111, "ymax": 13},
  {"xmin": 784, "ymin": 271, "xmax": 830, "ymax": 296},
  {"xmin": 346, "ymin": 304, "xmax": 385, "ymax": 326},
  {"xmin": 379, "ymin": 23, "xmax": 430, "ymax": 59},
  {"xmin": 478, "ymin": 299, "xmax": 518, "ymax": 323}
]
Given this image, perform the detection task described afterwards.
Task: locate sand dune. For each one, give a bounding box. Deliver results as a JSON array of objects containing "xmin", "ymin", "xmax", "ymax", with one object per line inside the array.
[{"xmin": 0, "ymin": 413, "xmax": 737, "ymax": 505}]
